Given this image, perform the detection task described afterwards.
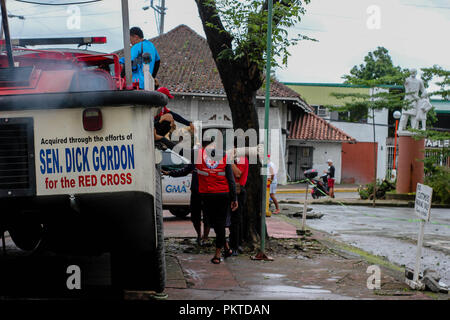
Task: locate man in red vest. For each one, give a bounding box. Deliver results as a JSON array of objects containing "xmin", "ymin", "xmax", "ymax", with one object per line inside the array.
[
  {"xmin": 229, "ymin": 138, "xmax": 249, "ymax": 256},
  {"xmin": 154, "ymin": 87, "xmax": 194, "ymax": 150},
  {"xmin": 196, "ymin": 138, "xmax": 238, "ymax": 264}
]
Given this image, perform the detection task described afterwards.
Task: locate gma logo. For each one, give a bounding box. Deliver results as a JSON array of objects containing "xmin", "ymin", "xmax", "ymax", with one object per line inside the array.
[{"xmin": 166, "ymin": 184, "xmax": 188, "ymax": 193}]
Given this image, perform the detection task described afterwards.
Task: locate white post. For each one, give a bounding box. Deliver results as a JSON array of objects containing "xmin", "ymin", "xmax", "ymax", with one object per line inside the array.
[
  {"xmin": 142, "ymin": 53, "xmax": 155, "ymax": 91},
  {"xmin": 413, "ymin": 219, "xmax": 426, "ymax": 282},
  {"xmin": 121, "ymin": 0, "xmax": 132, "ymax": 86},
  {"xmin": 406, "ymin": 183, "xmax": 433, "ymax": 289},
  {"xmin": 302, "ymin": 183, "xmax": 308, "ymax": 231}
]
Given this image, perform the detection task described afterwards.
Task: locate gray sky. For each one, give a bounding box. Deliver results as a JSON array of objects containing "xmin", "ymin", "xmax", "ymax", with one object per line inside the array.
[{"xmin": 6, "ymin": 0, "xmax": 450, "ymax": 88}]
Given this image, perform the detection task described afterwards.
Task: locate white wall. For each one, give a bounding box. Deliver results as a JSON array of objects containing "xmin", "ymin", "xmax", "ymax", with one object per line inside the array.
[
  {"xmin": 256, "ymin": 106, "xmax": 288, "ymax": 185},
  {"xmin": 286, "ymin": 140, "xmax": 342, "ymax": 183},
  {"xmin": 167, "ymin": 96, "xmax": 289, "ymax": 184}
]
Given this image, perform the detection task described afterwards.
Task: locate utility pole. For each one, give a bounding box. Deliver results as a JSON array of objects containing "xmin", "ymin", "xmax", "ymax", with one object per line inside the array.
[
  {"xmin": 158, "ymin": 0, "xmax": 165, "ymax": 35},
  {"xmin": 121, "ymin": 0, "xmax": 132, "ymax": 86},
  {"xmin": 1, "ymin": 0, "xmax": 14, "ymax": 67},
  {"xmin": 143, "ymin": 0, "xmax": 166, "ymax": 36}
]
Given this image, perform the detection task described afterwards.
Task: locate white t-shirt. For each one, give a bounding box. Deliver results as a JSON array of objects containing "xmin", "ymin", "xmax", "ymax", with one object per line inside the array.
[{"xmin": 267, "ymin": 161, "xmax": 278, "ymax": 184}]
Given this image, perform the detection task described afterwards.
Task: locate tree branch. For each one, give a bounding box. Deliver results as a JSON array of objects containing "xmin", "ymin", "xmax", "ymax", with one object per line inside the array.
[
  {"xmin": 262, "ymin": 0, "xmax": 292, "ymax": 26},
  {"xmin": 195, "ymin": 0, "xmax": 233, "ymax": 61}
]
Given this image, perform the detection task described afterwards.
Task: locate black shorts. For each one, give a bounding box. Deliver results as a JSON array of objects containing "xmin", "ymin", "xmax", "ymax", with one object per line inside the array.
[
  {"xmin": 190, "ymin": 191, "xmax": 205, "ymax": 224},
  {"xmin": 154, "ymin": 119, "xmax": 171, "ymax": 136}
]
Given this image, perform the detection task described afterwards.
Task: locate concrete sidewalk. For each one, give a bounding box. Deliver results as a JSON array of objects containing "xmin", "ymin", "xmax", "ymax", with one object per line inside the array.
[
  {"xmin": 159, "ymin": 211, "xmax": 437, "ymax": 300},
  {"xmin": 163, "ymin": 210, "xmax": 299, "ymax": 239}
]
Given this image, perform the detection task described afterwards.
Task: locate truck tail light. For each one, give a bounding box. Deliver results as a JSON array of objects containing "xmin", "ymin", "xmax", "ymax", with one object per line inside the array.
[
  {"xmin": 92, "ymin": 37, "xmax": 107, "ymax": 44},
  {"xmin": 83, "ymin": 108, "xmax": 102, "ymax": 131}
]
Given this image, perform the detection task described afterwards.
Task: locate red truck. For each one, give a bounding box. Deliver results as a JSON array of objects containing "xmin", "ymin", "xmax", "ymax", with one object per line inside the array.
[{"xmin": 0, "ymin": 28, "xmax": 167, "ymax": 292}]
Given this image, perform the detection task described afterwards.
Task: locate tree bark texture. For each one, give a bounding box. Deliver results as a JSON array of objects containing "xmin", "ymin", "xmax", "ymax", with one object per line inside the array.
[{"xmin": 195, "ymin": 0, "xmax": 266, "ymax": 245}]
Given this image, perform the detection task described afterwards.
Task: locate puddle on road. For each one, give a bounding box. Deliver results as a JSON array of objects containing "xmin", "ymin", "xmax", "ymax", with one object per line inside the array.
[
  {"xmin": 262, "ymin": 273, "xmax": 286, "ymax": 279},
  {"xmin": 250, "ymin": 285, "xmax": 331, "ymax": 294},
  {"xmin": 302, "ymin": 285, "xmax": 324, "ymax": 289},
  {"xmin": 327, "ymin": 277, "xmax": 340, "ymax": 282}
]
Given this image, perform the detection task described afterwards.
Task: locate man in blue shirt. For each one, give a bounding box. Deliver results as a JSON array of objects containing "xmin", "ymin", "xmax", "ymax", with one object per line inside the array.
[{"xmin": 121, "ymin": 27, "xmax": 160, "ymax": 89}]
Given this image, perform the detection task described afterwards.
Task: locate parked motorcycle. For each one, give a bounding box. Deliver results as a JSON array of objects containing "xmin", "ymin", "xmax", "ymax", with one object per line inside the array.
[{"xmin": 304, "ymin": 169, "xmax": 329, "ymax": 199}]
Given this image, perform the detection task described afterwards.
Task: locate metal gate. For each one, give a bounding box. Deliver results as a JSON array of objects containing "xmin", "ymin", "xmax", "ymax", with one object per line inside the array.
[
  {"xmin": 287, "ymin": 146, "xmax": 313, "ymax": 181},
  {"xmin": 385, "ymin": 145, "xmax": 396, "ymax": 179}
]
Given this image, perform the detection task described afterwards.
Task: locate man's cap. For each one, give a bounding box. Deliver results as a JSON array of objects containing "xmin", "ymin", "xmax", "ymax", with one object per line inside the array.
[
  {"xmin": 327, "ymin": 159, "xmax": 333, "ymax": 163},
  {"xmin": 157, "ymin": 87, "xmax": 174, "ymax": 99},
  {"xmin": 130, "ymin": 27, "xmax": 144, "ymax": 39}
]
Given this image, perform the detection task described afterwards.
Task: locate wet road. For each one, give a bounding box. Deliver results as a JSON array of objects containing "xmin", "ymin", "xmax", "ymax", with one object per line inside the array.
[
  {"xmin": 277, "ymin": 192, "xmax": 359, "ymax": 201},
  {"xmin": 294, "ymin": 204, "xmax": 450, "ymax": 285}
]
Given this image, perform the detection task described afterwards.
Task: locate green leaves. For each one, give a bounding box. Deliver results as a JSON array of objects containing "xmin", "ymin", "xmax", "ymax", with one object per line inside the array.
[
  {"xmin": 421, "ymin": 65, "xmax": 449, "ymax": 100},
  {"xmin": 203, "ymin": 0, "xmax": 311, "ymax": 70},
  {"xmin": 343, "ymin": 47, "xmax": 409, "ymax": 85}
]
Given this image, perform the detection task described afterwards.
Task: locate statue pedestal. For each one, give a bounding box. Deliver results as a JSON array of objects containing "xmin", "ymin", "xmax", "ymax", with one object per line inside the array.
[{"xmin": 396, "ymin": 133, "xmax": 424, "ymax": 194}]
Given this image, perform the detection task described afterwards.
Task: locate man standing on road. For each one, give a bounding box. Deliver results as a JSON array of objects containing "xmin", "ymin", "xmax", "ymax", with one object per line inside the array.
[
  {"xmin": 268, "ymin": 156, "xmax": 280, "ymax": 214},
  {"xmin": 326, "ymin": 159, "xmax": 335, "ymax": 198},
  {"xmin": 162, "ymin": 145, "xmax": 210, "ymax": 246},
  {"xmin": 230, "ymin": 147, "xmax": 249, "ymax": 256},
  {"xmin": 196, "ymin": 139, "xmax": 238, "ymax": 264}
]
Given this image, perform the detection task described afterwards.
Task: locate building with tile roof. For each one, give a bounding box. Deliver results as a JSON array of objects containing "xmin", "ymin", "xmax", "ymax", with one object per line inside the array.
[
  {"xmin": 116, "ymin": 25, "xmax": 355, "ymax": 183},
  {"xmin": 284, "ymin": 82, "xmax": 395, "ymax": 183}
]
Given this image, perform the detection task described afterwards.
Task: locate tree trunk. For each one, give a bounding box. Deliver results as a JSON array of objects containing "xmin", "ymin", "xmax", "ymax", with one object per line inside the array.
[
  {"xmin": 195, "ymin": 0, "xmax": 265, "ymax": 246},
  {"xmin": 225, "ymin": 77, "xmax": 263, "ymax": 247}
]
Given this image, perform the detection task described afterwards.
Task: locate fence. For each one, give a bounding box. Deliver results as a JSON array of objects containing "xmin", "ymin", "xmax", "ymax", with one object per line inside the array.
[
  {"xmin": 385, "ymin": 145, "xmax": 449, "ymax": 179},
  {"xmin": 385, "ymin": 145, "xmax": 397, "ymax": 179},
  {"xmin": 425, "ymin": 148, "xmax": 449, "ymax": 167}
]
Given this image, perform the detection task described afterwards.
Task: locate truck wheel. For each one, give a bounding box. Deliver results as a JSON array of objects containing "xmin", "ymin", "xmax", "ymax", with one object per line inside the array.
[
  {"xmin": 169, "ymin": 208, "xmax": 190, "ymax": 218},
  {"xmin": 152, "ymin": 164, "xmax": 167, "ymax": 293},
  {"xmin": 110, "ymin": 165, "xmax": 166, "ymax": 293},
  {"xmin": 8, "ymin": 222, "xmax": 43, "ymax": 252}
]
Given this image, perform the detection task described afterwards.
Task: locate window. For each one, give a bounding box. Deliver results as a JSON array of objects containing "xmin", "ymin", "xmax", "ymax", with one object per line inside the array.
[
  {"xmin": 317, "ymin": 106, "xmax": 328, "ymax": 117},
  {"xmin": 313, "ymin": 105, "xmax": 328, "ymax": 118},
  {"xmin": 161, "ymin": 150, "xmax": 190, "ymax": 171},
  {"xmin": 329, "ymin": 104, "xmax": 368, "ymax": 123}
]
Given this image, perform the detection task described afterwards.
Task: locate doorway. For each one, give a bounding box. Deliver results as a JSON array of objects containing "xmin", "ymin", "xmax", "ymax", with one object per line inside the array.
[{"xmin": 287, "ymin": 146, "xmax": 313, "ymax": 181}]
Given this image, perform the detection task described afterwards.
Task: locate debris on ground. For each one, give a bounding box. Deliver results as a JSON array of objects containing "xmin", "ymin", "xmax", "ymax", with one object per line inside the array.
[
  {"xmin": 405, "ymin": 267, "xmax": 449, "ymax": 293},
  {"xmin": 291, "ymin": 212, "xmax": 324, "ymax": 219},
  {"xmin": 279, "ymin": 205, "xmax": 324, "ymax": 219}
]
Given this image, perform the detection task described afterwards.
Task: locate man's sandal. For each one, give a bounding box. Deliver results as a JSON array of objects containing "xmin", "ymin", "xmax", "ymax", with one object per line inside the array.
[
  {"xmin": 211, "ymin": 256, "xmax": 221, "ymax": 264},
  {"xmin": 223, "ymin": 249, "xmax": 233, "ymax": 258}
]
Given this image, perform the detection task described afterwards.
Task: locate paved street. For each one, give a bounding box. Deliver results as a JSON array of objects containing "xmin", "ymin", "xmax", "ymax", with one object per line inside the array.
[
  {"xmin": 277, "ymin": 192, "xmax": 360, "ymax": 201},
  {"xmin": 285, "ymin": 204, "xmax": 450, "ymax": 285},
  {"xmin": 0, "ymin": 205, "xmax": 447, "ymax": 300}
]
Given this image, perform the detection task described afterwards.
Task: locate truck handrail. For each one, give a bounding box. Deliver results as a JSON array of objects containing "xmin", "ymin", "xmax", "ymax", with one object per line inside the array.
[
  {"xmin": 0, "ymin": 90, "xmax": 167, "ymax": 111},
  {"xmin": 72, "ymin": 53, "xmax": 123, "ymax": 90}
]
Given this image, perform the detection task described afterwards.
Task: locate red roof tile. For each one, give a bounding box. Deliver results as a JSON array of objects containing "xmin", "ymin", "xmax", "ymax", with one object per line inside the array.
[{"xmin": 288, "ymin": 112, "xmax": 355, "ymax": 142}]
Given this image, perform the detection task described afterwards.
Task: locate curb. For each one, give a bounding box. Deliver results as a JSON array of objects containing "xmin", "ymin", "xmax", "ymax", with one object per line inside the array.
[
  {"xmin": 277, "ymin": 188, "xmax": 357, "ymax": 194},
  {"xmin": 278, "ymin": 199, "xmax": 450, "ymax": 208}
]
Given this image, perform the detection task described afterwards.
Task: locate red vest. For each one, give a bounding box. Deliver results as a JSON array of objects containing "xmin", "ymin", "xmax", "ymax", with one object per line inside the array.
[{"xmin": 195, "ymin": 148, "xmax": 229, "ymax": 194}]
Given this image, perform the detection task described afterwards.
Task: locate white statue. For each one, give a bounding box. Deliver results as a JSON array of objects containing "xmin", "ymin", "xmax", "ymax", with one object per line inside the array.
[
  {"xmin": 398, "ymin": 68, "xmax": 427, "ymax": 133},
  {"xmin": 413, "ymin": 97, "xmax": 433, "ymax": 130}
]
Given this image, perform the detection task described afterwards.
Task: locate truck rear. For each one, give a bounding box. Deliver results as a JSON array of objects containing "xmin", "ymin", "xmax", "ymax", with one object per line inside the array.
[{"xmin": 0, "ymin": 38, "xmax": 167, "ymax": 292}]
